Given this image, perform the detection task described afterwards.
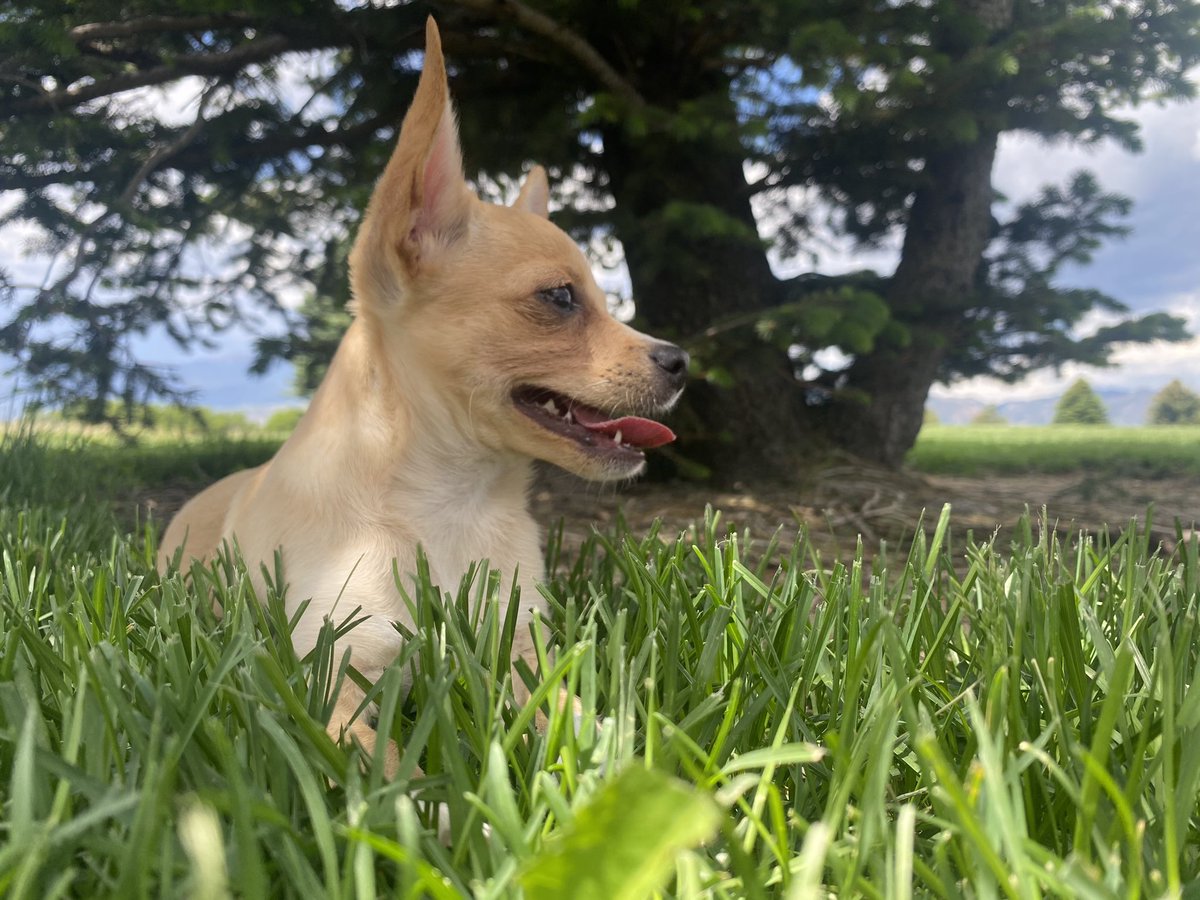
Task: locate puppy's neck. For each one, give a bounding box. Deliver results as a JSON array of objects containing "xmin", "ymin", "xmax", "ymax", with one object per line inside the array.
[{"xmin": 294, "ymin": 316, "xmax": 534, "ymax": 519}]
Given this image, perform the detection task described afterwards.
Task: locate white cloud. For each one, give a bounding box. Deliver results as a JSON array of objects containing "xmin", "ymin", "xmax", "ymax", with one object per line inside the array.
[
  {"xmin": 109, "ymin": 76, "xmax": 210, "ymax": 128},
  {"xmin": 995, "ymin": 83, "xmax": 1200, "ymax": 200}
]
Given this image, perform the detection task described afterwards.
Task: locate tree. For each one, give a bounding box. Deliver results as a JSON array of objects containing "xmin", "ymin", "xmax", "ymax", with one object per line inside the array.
[
  {"xmin": 2, "ymin": 1, "xmax": 1196, "ymax": 474},
  {"xmin": 1053, "ymin": 379, "xmax": 1108, "ymax": 425},
  {"xmin": 265, "ymin": 407, "xmax": 305, "ymax": 433},
  {"xmin": 784, "ymin": 0, "xmax": 1196, "ymax": 464},
  {"xmin": 1147, "ymin": 379, "xmax": 1200, "ymax": 425},
  {"xmin": 970, "ymin": 405, "xmax": 1007, "ymax": 425}
]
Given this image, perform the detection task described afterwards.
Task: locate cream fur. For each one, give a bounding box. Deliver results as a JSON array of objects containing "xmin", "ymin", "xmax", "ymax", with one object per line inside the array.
[{"xmin": 157, "ymin": 18, "xmax": 685, "ymax": 775}]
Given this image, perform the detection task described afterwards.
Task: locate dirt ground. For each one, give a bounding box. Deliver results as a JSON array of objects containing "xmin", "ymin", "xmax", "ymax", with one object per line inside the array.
[
  {"xmin": 138, "ymin": 464, "xmax": 1200, "ymax": 564},
  {"xmin": 525, "ymin": 464, "xmax": 1200, "ymax": 561}
]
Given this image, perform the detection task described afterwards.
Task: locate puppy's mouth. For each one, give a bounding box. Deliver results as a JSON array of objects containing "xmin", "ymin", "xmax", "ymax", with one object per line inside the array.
[{"xmin": 512, "ymin": 386, "xmax": 676, "ymax": 461}]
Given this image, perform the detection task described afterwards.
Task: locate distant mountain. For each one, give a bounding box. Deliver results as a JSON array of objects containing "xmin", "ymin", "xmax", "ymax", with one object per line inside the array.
[{"xmin": 928, "ymin": 387, "xmax": 1160, "ymax": 426}]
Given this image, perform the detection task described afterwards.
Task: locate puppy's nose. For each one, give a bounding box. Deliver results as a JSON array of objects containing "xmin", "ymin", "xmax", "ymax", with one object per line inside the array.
[{"xmin": 650, "ymin": 342, "xmax": 690, "ymax": 388}]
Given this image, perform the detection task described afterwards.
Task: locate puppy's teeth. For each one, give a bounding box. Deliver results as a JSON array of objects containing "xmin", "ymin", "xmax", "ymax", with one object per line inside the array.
[
  {"xmin": 564, "ymin": 410, "xmax": 574, "ymax": 424},
  {"xmin": 613, "ymin": 429, "xmax": 622, "ymax": 445},
  {"xmin": 542, "ymin": 399, "xmax": 558, "ymax": 415}
]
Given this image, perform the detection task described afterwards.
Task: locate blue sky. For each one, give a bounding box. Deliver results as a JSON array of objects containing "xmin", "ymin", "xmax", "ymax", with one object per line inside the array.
[{"xmin": 2, "ymin": 76, "xmax": 1198, "ymax": 418}]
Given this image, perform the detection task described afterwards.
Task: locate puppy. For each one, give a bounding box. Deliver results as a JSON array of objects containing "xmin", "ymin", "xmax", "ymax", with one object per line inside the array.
[{"xmin": 158, "ymin": 18, "xmax": 687, "ymax": 773}]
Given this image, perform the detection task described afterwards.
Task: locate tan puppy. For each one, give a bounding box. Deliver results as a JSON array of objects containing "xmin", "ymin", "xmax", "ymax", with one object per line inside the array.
[{"xmin": 158, "ymin": 18, "xmax": 687, "ymax": 772}]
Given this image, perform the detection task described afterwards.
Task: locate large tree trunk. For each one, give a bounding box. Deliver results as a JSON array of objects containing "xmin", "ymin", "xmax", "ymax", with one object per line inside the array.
[
  {"xmin": 600, "ymin": 118, "xmax": 817, "ymax": 482},
  {"xmin": 825, "ymin": 0, "xmax": 1013, "ymax": 467},
  {"xmin": 592, "ymin": 0, "xmax": 1014, "ymax": 477},
  {"xmin": 830, "ymin": 135, "xmax": 1000, "ymax": 466}
]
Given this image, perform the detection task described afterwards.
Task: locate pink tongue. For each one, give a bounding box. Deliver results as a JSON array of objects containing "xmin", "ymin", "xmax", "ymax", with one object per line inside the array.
[{"xmin": 571, "ymin": 405, "xmax": 676, "ymax": 449}]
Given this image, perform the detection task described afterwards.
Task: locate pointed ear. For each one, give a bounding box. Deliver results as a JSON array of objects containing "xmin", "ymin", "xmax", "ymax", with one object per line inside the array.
[
  {"xmin": 350, "ymin": 17, "xmax": 471, "ymax": 291},
  {"xmin": 513, "ymin": 165, "xmax": 550, "ymax": 218}
]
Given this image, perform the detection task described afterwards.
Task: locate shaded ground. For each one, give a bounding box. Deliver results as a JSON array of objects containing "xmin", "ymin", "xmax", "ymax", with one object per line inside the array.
[
  {"xmin": 139, "ymin": 463, "xmax": 1200, "ymax": 564},
  {"xmin": 530, "ymin": 464, "xmax": 1200, "ymax": 562}
]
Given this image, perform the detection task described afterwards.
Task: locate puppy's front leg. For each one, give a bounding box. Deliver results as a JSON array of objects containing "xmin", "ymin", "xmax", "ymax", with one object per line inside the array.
[
  {"xmin": 327, "ymin": 677, "xmax": 403, "ymax": 779},
  {"xmin": 511, "ymin": 630, "xmax": 583, "ymax": 733}
]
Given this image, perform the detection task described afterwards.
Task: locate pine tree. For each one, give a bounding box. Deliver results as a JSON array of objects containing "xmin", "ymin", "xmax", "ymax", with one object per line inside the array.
[
  {"xmin": 2, "ymin": 1, "xmax": 1196, "ymax": 473},
  {"xmin": 1147, "ymin": 380, "xmax": 1200, "ymax": 425},
  {"xmin": 1053, "ymin": 379, "xmax": 1109, "ymax": 425}
]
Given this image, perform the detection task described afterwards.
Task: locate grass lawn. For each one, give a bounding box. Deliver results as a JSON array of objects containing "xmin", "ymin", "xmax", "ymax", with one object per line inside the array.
[
  {"xmin": 909, "ymin": 425, "xmax": 1200, "ymax": 477},
  {"xmin": 1, "ymin": 429, "xmax": 1198, "ymax": 897}
]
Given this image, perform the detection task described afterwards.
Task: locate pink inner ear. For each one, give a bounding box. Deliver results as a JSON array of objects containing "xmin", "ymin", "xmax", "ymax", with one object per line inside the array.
[{"xmin": 419, "ymin": 111, "xmax": 461, "ymax": 232}]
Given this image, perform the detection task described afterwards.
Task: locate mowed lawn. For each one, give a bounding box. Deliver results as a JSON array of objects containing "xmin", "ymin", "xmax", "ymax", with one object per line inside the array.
[
  {"xmin": 909, "ymin": 425, "xmax": 1200, "ymax": 477},
  {"xmin": 0, "ymin": 427, "xmax": 1198, "ymax": 897}
]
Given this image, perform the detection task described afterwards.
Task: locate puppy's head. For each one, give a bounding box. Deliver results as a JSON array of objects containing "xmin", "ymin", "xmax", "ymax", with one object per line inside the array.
[{"xmin": 348, "ymin": 18, "xmax": 687, "ymax": 480}]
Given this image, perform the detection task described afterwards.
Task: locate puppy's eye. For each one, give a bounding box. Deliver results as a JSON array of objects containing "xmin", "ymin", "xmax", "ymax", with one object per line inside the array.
[{"xmin": 538, "ymin": 285, "xmax": 577, "ymax": 313}]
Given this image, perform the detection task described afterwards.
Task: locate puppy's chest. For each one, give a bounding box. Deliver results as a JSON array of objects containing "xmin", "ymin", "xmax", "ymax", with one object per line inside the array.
[
  {"xmin": 415, "ymin": 515, "xmax": 543, "ymax": 590},
  {"xmin": 344, "ymin": 498, "xmax": 542, "ymax": 600}
]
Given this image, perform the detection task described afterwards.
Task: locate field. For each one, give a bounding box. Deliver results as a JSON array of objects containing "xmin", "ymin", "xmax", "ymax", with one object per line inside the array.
[
  {"xmin": 1, "ymin": 426, "xmax": 1199, "ymax": 897},
  {"xmin": 910, "ymin": 425, "xmax": 1200, "ymax": 477}
]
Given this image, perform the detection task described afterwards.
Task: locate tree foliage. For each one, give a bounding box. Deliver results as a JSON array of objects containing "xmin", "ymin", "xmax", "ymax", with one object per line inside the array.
[
  {"xmin": 1053, "ymin": 378, "xmax": 1109, "ymax": 425},
  {"xmin": 1147, "ymin": 379, "xmax": 1200, "ymax": 425},
  {"xmin": 946, "ymin": 172, "xmax": 1187, "ymax": 384},
  {"xmin": 2, "ymin": 0, "xmax": 1197, "ymax": 470}
]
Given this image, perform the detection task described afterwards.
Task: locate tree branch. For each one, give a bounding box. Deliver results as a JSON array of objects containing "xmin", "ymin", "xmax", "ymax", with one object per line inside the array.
[
  {"xmin": 116, "ymin": 81, "xmax": 226, "ymax": 208},
  {"xmin": 31, "ymin": 81, "xmax": 226, "ymax": 306},
  {"xmin": 3, "ymin": 34, "xmax": 320, "ymax": 116},
  {"xmin": 444, "ymin": 0, "xmax": 647, "ymax": 109},
  {"xmin": 175, "ymin": 114, "xmax": 390, "ymax": 170},
  {"xmin": 69, "ymin": 13, "xmax": 259, "ymax": 43},
  {"xmin": 0, "ymin": 114, "xmax": 389, "ymax": 193}
]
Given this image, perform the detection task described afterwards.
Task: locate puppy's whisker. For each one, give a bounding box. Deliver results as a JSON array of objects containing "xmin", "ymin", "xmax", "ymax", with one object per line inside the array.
[{"xmin": 466, "ymin": 385, "xmax": 481, "ymax": 428}]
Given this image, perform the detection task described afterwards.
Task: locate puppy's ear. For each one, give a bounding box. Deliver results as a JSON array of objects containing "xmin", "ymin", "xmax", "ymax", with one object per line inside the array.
[
  {"xmin": 513, "ymin": 165, "xmax": 550, "ymax": 219},
  {"xmin": 351, "ymin": 18, "xmax": 471, "ymax": 298}
]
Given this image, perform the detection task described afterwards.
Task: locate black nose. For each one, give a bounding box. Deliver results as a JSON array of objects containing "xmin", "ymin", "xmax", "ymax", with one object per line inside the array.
[{"xmin": 650, "ymin": 342, "xmax": 690, "ymax": 388}]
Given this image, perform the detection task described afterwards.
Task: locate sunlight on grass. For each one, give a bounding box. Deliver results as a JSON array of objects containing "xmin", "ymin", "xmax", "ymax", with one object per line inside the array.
[{"xmin": 910, "ymin": 424, "xmax": 1200, "ymax": 476}]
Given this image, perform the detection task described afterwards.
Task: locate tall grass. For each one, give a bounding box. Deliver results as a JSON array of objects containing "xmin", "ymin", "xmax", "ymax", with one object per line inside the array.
[
  {"xmin": 1, "ymin": 432, "xmax": 1198, "ymax": 896},
  {"xmin": 910, "ymin": 424, "xmax": 1200, "ymax": 477}
]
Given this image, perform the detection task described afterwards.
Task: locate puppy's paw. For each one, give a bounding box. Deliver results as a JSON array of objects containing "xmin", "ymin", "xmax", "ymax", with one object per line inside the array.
[
  {"xmin": 434, "ymin": 802, "xmax": 453, "ymax": 844},
  {"xmin": 533, "ymin": 686, "xmax": 586, "ymax": 735},
  {"xmin": 332, "ymin": 717, "xmax": 411, "ymax": 780},
  {"xmin": 375, "ymin": 734, "xmax": 403, "ymax": 780},
  {"xmin": 428, "ymin": 802, "xmax": 493, "ymax": 845}
]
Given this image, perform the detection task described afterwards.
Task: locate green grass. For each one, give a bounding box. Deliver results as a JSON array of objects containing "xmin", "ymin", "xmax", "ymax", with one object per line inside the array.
[
  {"xmin": 2, "ymin": 431, "xmax": 1199, "ymax": 897},
  {"xmin": 909, "ymin": 425, "xmax": 1200, "ymax": 477},
  {"xmin": 0, "ymin": 422, "xmax": 281, "ymax": 499}
]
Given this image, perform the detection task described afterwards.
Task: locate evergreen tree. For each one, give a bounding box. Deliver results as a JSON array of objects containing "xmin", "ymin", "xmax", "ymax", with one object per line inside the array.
[
  {"xmin": 970, "ymin": 405, "xmax": 1007, "ymax": 425},
  {"xmin": 2, "ymin": 1, "xmax": 1196, "ymax": 474},
  {"xmin": 1147, "ymin": 379, "xmax": 1200, "ymax": 425},
  {"xmin": 1053, "ymin": 379, "xmax": 1109, "ymax": 425}
]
